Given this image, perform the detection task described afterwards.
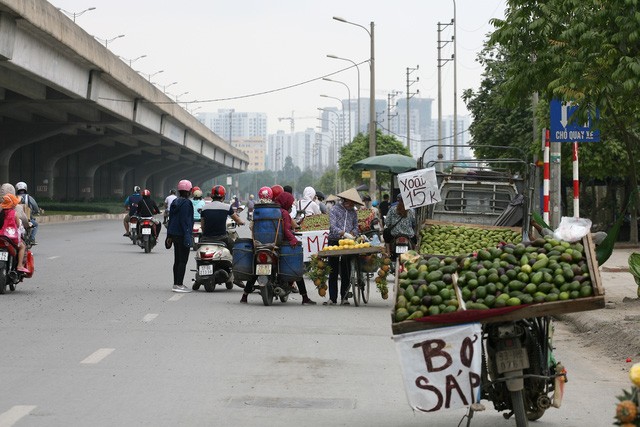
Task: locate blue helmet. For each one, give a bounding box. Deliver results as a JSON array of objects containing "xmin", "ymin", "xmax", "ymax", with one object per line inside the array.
[{"xmin": 372, "ymin": 200, "xmax": 379, "ymax": 207}]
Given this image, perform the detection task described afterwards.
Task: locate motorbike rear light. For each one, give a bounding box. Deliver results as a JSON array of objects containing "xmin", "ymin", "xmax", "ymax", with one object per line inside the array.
[
  {"xmin": 396, "ymin": 237, "xmax": 410, "ymax": 245},
  {"xmin": 200, "ymin": 251, "xmax": 214, "ymax": 259},
  {"xmin": 192, "ymin": 227, "xmax": 200, "ymax": 233},
  {"xmin": 257, "ymin": 251, "xmax": 271, "ymax": 264},
  {"xmin": 143, "ymin": 220, "xmax": 151, "ymax": 226}
]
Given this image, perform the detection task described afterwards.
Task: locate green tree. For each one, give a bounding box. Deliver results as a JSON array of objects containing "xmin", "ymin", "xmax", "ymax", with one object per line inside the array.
[
  {"xmin": 315, "ymin": 167, "xmax": 337, "ymax": 196},
  {"xmin": 337, "ymin": 130, "xmax": 410, "ymax": 189},
  {"xmin": 488, "ymin": 0, "xmax": 640, "ymax": 241}
]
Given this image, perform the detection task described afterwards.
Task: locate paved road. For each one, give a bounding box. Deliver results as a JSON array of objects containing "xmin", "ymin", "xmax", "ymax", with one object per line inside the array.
[{"xmin": 0, "ymin": 219, "xmax": 628, "ymax": 426}]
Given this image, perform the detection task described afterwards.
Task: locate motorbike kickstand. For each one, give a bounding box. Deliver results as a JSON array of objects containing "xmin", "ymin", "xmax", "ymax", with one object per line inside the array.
[{"xmin": 463, "ymin": 403, "xmax": 486, "ymax": 427}]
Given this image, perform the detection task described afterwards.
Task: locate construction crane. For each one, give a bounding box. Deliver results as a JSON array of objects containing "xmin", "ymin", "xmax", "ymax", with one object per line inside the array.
[{"xmin": 277, "ymin": 111, "xmax": 316, "ymax": 134}]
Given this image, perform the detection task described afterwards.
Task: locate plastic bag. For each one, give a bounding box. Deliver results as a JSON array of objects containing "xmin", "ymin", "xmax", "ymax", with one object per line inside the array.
[{"xmin": 553, "ymin": 216, "xmax": 592, "ymax": 243}]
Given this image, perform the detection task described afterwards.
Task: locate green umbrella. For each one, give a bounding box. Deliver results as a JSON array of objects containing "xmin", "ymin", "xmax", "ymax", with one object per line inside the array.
[{"xmin": 352, "ymin": 154, "xmax": 417, "ymax": 174}]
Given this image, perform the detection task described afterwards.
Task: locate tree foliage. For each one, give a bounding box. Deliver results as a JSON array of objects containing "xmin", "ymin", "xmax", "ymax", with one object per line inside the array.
[{"xmin": 337, "ymin": 130, "xmax": 410, "ymax": 188}]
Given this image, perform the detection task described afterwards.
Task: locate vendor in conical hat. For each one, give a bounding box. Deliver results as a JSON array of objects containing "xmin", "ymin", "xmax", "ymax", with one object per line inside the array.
[
  {"xmin": 336, "ymin": 187, "xmax": 364, "ymax": 207},
  {"xmin": 324, "ymin": 187, "xmax": 362, "ymax": 306}
]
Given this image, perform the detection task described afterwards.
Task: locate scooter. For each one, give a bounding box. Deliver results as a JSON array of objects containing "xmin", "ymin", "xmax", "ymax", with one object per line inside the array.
[
  {"xmin": 192, "ymin": 222, "xmax": 238, "ymax": 292},
  {"xmin": 0, "ymin": 236, "xmax": 34, "ymax": 294},
  {"xmin": 253, "ymin": 242, "xmax": 294, "ymax": 306},
  {"xmin": 192, "ymin": 221, "xmax": 202, "ymax": 251},
  {"xmin": 136, "ymin": 217, "xmax": 158, "ymax": 253},
  {"xmin": 472, "ymin": 317, "xmax": 564, "ymax": 427},
  {"xmin": 128, "ymin": 215, "xmax": 139, "ymax": 245}
]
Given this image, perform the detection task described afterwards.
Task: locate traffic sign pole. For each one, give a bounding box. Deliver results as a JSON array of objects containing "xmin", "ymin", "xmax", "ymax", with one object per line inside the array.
[
  {"xmin": 573, "ymin": 142, "xmax": 579, "ymax": 218},
  {"xmin": 543, "ymin": 129, "xmax": 550, "ymax": 225}
]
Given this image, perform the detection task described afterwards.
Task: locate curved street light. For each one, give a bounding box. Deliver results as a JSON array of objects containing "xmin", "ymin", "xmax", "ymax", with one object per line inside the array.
[
  {"xmin": 118, "ymin": 54, "xmax": 147, "ymax": 67},
  {"xmin": 138, "ymin": 69, "xmax": 164, "ymax": 82},
  {"xmin": 322, "ymin": 77, "xmax": 352, "ymax": 145},
  {"xmin": 320, "ymin": 94, "xmax": 348, "ymax": 147},
  {"xmin": 318, "ymin": 107, "xmax": 343, "ymax": 147},
  {"xmin": 94, "ymin": 34, "xmax": 124, "ymax": 48},
  {"xmin": 333, "ymin": 16, "xmax": 376, "ymax": 197},
  {"xmin": 157, "ymin": 81, "xmax": 178, "ymax": 93},
  {"xmin": 327, "ymin": 54, "xmax": 361, "ymax": 133},
  {"xmin": 174, "ymin": 91, "xmax": 189, "ymax": 102},
  {"xmin": 58, "ymin": 7, "xmax": 96, "ymax": 22}
]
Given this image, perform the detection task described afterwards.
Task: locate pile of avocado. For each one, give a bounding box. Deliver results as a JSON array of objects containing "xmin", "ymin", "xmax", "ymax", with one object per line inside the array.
[
  {"xmin": 419, "ymin": 224, "xmax": 522, "ymax": 256},
  {"xmin": 394, "ymin": 235, "xmax": 593, "ymax": 322}
]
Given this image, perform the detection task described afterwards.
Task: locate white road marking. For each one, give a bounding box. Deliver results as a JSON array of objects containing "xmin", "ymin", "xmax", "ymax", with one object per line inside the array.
[
  {"xmin": 47, "ymin": 256, "xmax": 60, "ymax": 260},
  {"xmin": 142, "ymin": 313, "xmax": 158, "ymax": 322},
  {"xmin": 80, "ymin": 348, "xmax": 114, "ymax": 364},
  {"xmin": 0, "ymin": 405, "xmax": 36, "ymax": 427},
  {"xmin": 168, "ymin": 294, "xmax": 184, "ymax": 301}
]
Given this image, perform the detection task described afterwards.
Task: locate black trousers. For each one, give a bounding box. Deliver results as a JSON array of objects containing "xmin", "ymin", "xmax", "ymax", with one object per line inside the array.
[{"xmin": 171, "ymin": 235, "xmax": 191, "ymax": 285}]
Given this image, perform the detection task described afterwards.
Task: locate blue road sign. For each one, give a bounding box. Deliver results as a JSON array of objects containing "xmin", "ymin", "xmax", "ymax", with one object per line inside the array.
[{"xmin": 549, "ymin": 99, "xmax": 600, "ymax": 142}]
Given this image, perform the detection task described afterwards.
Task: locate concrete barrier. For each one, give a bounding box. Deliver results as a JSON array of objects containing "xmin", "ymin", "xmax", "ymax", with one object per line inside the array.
[{"xmin": 38, "ymin": 213, "xmax": 126, "ymax": 224}]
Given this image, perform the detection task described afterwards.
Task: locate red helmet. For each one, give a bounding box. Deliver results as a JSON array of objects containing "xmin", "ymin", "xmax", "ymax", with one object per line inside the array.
[
  {"xmin": 142, "ymin": 189, "xmax": 151, "ymax": 197},
  {"xmin": 211, "ymin": 185, "xmax": 226, "ymax": 199},
  {"xmin": 258, "ymin": 186, "xmax": 273, "ymax": 200},
  {"xmin": 191, "ymin": 186, "xmax": 201, "ymax": 194},
  {"xmin": 177, "ymin": 179, "xmax": 192, "ymax": 192},
  {"xmin": 271, "ymin": 185, "xmax": 284, "ymax": 199}
]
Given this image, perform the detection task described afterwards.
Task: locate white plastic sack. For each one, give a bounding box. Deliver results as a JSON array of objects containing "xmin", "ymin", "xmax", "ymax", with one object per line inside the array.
[{"xmin": 553, "ymin": 216, "xmax": 592, "ymax": 243}]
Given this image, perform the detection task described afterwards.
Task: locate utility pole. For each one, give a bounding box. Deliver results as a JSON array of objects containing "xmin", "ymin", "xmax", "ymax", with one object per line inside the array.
[
  {"xmin": 437, "ymin": 20, "xmax": 454, "ymax": 170},
  {"xmin": 386, "ymin": 91, "xmax": 401, "ymax": 135},
  {"xmin": 453, "ymin": 0, "xmax": 458, "ymax": 161},
  {"xmin": 406, "ymin": 65, "xmax": 419, "ymax": 152}
]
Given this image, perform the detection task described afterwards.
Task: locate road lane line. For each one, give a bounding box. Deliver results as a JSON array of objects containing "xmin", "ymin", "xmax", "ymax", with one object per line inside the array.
[
  {"xmin": 47, "ymin": 256, "xmax": 59, "ymax": 260},
  {"xmin": 80, "ymin": 348, "xmax": 114, "ymax": 364},
  {"xmin": 168, "ymin": 294, "xmax": 184, "ymax": 301},
  {"xmin": 0, "ymin": 405, "xmax": 36, "ymax": 427},
  {"xmin": 142, "ymin": 313, "xmax": 158, "ymax": 322}
]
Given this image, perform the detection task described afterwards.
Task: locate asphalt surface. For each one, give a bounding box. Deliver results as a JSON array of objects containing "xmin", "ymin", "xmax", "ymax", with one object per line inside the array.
[{"xmin": 0, "ymin": 215, "xmax": 635, "ymax": 426}]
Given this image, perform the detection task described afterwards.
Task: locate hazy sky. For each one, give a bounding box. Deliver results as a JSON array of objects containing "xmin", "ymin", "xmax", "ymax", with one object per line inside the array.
[{"xmin": 49, "ymin": 0, "xmax": 506, "ymax": 133}]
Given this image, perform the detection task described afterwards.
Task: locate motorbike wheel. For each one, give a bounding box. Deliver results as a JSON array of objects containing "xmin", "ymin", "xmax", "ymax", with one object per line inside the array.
[
  {"xmin": 225, "ymin": 282, "xmax": 234, "ymax": 290},
  {"xmin": 527, "ymin": 408, "xmax": 546, "ymax": 421},
  {"xmin": 192, "ymin": 283, "xmax": 201, "ymax": 291},
  {"xmin": 279, "ymin": 294, "xmax": 288, "ymax": 303},
  {"xmin": 144, "ymin": 237, "xmax": 151, "ymax": 253},
  {"xmin": 510, "ymin": 390, "xmax": 529, "ymax": 427},
  {"xmin": 204, "ymin": 282, "xmax": 216, "ymax": 292},
  {"xmin": 261, "ymin": 283, "xmax": 274, "ymax": 306},
  {"xmin": 0, "ymin": 267, "xmax": 6, "ymax": 294}
]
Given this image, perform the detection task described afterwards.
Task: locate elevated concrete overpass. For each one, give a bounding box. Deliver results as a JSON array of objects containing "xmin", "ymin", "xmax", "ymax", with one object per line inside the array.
[{"xmin": 0, "ymin": 0, "xmax": 248, "ymax": 200}]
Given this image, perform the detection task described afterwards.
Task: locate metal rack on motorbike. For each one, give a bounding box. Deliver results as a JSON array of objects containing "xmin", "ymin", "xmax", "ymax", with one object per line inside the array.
[{"xmin": 316, "ymin": 245, "xmax": 384, "ymax": 306}]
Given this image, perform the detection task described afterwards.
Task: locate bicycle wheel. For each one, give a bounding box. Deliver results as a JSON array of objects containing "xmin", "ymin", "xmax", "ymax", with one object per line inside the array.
[
  {"xmin": 360, "ymin": 271, "xmax": 370, "ymax": 304},
  {"xmin": 350, "ymin": 258, "xmax": 360, "ymax": 307}
]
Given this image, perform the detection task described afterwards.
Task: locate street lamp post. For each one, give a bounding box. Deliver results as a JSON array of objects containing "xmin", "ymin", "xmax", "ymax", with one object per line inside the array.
[
  {"xmin": 322, "ymin": 77, "xmax": 352, "ymax": 146},
  {"xmin": 118, "ymin": 54, "xmax": 147, "ymax": 67},
  {"xmin": 58, "ymin": 7, "xmax": 96, "ymax": 22},
  {"xmin": 94, "ymin": 34, "xmax": 125, "ymax": 48},
  {"xmin": 320, "ymin": 94, "xmax": 347, "ymax": 147},
  {"xmin": 318, "ymin": 107, "xmax": 342, "ymax": 149},
  {"xmin": 137, "ymin": 70, "xmax": 164, "ymax": 82},
  {"xmin": 327, "ymin": 54, "xmax": 360, "ymax": 134},
  {"xmin": 157, "ymin": 81, "xmax": 178, "ymax": 94},
  {"xmin": 333, "ymin": 16, "xmax": 376, "ymax": 197}
]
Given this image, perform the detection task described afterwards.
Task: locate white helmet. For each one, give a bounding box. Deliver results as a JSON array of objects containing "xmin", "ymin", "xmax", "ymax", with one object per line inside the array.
[{"xmin": 16, "ymin": 181, "xmax": 27, "ymax": 192}]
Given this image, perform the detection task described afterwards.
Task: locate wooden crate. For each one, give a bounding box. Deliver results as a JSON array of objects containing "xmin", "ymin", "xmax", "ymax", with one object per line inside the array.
[{"xmin": 391, "ymin": 233, "xmax": 604, "ymax": 335}]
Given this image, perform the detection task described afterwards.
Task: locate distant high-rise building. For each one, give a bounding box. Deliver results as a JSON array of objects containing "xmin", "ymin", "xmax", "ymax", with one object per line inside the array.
[
  {"xmin": 231, "ymin": 137, "xmax": 266, "ymax": 171},
  {"xmin": 197, "ymin": 109, "xmax": 267, "ymax": 142}
]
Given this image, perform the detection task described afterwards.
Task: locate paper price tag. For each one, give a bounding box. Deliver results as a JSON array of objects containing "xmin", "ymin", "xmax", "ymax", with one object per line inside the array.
[{"xmin": 397, "ymin": 168, "xmax": 441, "ymax": 209}]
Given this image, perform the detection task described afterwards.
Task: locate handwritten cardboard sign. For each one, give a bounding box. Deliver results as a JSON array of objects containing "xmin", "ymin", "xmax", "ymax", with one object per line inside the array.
[
  {"xmin": 299, "ymin": 230, "xmax": 329, "ymax": 262},
  {"xmin": 393, "ymin": 323, "xmax": 482, "ymax": 412},
  {"xmin": 397, "ymin": 168, "xmax": 441, "ymax": 209}
]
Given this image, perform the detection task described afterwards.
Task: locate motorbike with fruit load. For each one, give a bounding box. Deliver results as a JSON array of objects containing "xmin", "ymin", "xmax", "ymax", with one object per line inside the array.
[{"xmin": 388, "ymin": 146, "xmax": 605, "ymax": 426}]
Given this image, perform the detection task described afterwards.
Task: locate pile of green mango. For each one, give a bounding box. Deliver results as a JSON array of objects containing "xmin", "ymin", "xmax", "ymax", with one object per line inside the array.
[
  {"xmin": 419, "ymin": 224, "xmax": 522, "ymax": 256},
  {"xmin": 394, "ymin": 234, "xmax": 594, "ymax": 323}
]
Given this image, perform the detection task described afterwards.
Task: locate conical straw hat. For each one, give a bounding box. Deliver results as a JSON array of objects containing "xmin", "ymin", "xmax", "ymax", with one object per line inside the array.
[{"xmin": 337, "ymin": 188, "xmax": 364, "ymax": 206}]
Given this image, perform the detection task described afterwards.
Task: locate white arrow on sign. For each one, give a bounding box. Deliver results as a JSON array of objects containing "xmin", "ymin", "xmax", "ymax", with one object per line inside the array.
[{"xmin": 560, "ymin": 104, "xmax": 568, "ymax": 128}]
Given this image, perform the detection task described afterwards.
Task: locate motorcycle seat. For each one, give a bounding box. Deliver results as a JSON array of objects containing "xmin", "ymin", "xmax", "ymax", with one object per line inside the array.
[{"xmin": 254, "ymin": 243, "xmax": 278, "ymax": 251}]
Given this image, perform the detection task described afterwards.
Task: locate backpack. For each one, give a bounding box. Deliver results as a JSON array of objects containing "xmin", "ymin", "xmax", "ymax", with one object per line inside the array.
[{"xmin": 20, "ymin": 195, "xmax": 31, "ymax": 221}]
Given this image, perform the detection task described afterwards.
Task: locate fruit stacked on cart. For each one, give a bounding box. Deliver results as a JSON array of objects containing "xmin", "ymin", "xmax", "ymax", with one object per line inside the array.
[
  {"xmin": 394, "ymin": 234, "xmax": 598, "ymax": 323},
  {"xmin": 297, "ymin": 209, "xmax": 375, "ymax": 233}
]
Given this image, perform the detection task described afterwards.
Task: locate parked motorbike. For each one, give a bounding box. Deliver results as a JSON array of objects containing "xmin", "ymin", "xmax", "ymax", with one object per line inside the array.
[
  {"xmin": 128, "ymin": 215, "xmax": 139, "ymax": 245},
  {"xmin": 192, "ymin": 221, "xmax": 202, "ymax": 250},
  {"xmin": 253, "ymin": 242, "xmax": 294, "ymax": 306},
  {"xmin": 0, "ymin": 236, "xmax": 33, "ymax": 294},
  {"xmin": 136, "ymin": 217, "xmax": 157, "ymax": 253},
  {"xmin": 192, "ymin": 222, "xmax": 238, "ymax": 292},
  {"xmin": 476, "ymin": 317, "xmax": 564, "ymax": 426}
]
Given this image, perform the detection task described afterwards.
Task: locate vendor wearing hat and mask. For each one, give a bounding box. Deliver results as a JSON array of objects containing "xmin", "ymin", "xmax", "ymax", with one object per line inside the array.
[{"xmin": 325, "ymin": 188, "xmax": 363, "ymax": 306}]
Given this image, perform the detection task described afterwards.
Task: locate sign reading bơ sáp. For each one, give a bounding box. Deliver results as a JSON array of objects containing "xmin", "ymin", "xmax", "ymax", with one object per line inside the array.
[
  {"xmin": 397, "ymin": 167, "xmax": 441, "ymax": 209},
  {"xmin": 393, "ymin": 323, "xmax": 482, "ymax": 412}
]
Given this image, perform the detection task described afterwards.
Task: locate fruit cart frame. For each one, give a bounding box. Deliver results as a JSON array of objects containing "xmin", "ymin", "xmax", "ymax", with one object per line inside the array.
[{"xmin": 317, "ymin": 246, "xmax": 384, "ymax": 306}]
